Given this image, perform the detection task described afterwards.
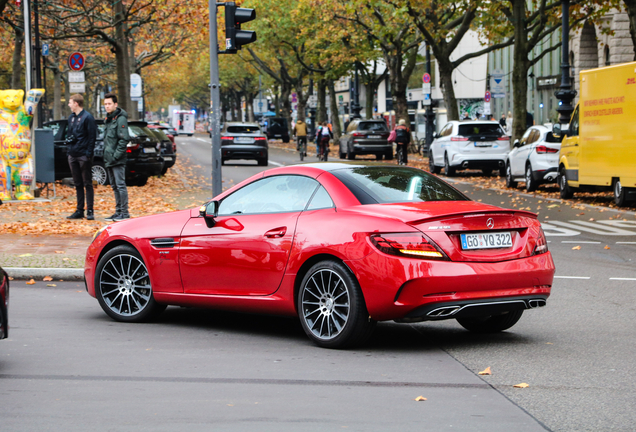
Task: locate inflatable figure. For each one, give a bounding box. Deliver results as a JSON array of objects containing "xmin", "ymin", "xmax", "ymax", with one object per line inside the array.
[{"xmin": 0, "ymin": 88, "xmax": 45, "ymax": 200}]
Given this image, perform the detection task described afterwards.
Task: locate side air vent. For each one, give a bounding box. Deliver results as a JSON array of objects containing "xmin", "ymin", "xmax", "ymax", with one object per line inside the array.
[{"xmin": 150, "ymin": 238, "xmax": 178, "ymax": 248}]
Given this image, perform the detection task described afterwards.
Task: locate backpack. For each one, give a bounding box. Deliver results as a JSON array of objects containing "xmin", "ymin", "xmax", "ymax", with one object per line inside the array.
[{"xmin": 395, "ymin": 126, "xmax": 409, "ymax": 143}]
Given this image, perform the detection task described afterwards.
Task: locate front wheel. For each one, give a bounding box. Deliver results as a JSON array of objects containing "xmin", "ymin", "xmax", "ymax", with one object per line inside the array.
[
  {"xmin": 558, "ymin": 166, "xmax": 573, "ymax": 199},
  {"xmin": 95, "ymin": 245, "xmax": 166, "ymax": 323},
  {"xmin": 456, "ymin": 310, "xmax": 523, "ymax": 333},
  {"xmin": 298, "ymin": 260, "xmax": 375, "ymax": 349},
  {"xmin": 505, "ymin": 163, "xmax": 517, "ymax": 188},
  {"xmin": 525, "ymin": 163, "xmax": 537, "ymax": 192}
]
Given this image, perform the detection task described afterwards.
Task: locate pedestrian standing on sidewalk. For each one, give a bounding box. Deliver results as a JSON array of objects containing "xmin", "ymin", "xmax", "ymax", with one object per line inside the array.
[
  {"xmin": 66, "ymin": 94, "xmax": 97, "ymax": 220},
  {"xmin": 102, "ymin": 93, "xmax": 131, "ymax": 221}
]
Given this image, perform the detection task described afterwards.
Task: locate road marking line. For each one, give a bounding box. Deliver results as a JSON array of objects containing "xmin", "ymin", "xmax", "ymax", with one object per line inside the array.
[
  {"xmin": 549, "ymin": 220, "xmax": 636, "ymax": 236},
  {"xmin": 616, "ymin": 242, "xmax": 636, "ymax": 245},
  {"xmin": 196, "ymin": 138, "xmax": 209, "ymax": 143},
  {"xmin": 561, "ymin": 241, "xmax": 600, "ymax": 244},
  {"xmin": 554, "ymin": 276, "xmax": 590, "ymax": 279},
  {"xmin": 609, "ymin": 278, "xmax": 636, "ymax": 281},
  {"xmin": 268, "ymin": 160, "xmax": 284, "ymax": 167}
]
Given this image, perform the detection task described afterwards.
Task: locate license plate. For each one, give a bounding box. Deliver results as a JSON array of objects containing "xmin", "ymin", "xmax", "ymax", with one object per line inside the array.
[
  {"xmin": 474, "ymin": 142, "xmax": 492, "ymax": 147},
  {"xmin": 143, "ymin": 147, "xmax": 156, "ymax": 153},
  {"xmin": 275, "ymin": 134, "xmax": 282, "ymax": 137},
  {"xmin": 368, "ymin": 135, "xmax": 381, "ymax": 139},
  {"xmin": 461, "ymin": 232, "xmax": 512, "ymax": 250},
  {"xmin": 235, "ymin": 137, "xmax": 253, "ymax": 143},
  {"xmin": 163, "ymin": 156, "xmax": 172, "ymax": 161}
]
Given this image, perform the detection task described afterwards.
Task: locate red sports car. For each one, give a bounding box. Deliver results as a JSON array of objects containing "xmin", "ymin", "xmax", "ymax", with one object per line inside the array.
[{"xmin": 85, "ymin": 163, "xmax": 554, "ymax": 348}]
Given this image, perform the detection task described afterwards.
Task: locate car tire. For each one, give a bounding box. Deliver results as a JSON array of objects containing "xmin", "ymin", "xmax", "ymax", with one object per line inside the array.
[
  {"xmin": 375, "ymin": 154, "xmax": 383, "ymax": 161},
  {"xmin": 297, "ymin": 260, "xmax": 376, "ymax": 349},
  {"xmin": 384, "ymin": 151, "xmax": 393, "ymax": 160},
  {"xmin": 339, "ymin": 148, "xmax": 346, "ymax": 159},
  {"xmin": 444, "ymin": 153, "xmax": 455, "ymax": 176},
  {"xmin": 456, "ymin": 310, "xmax": 523, "ymax": 333},
  {"xmin": 94, "ymin": 245, "xmax": 166, "ymax": 323},
  {"xmin": 283, "ymin": 137, "xmax": 290, "ymax": 143},
  {"xmin": 505, "ymin": 163, "xmax": 517, "ymax": 188},
  {"xmin": 92, "ymin": 161, "xmax": 109, "ymax": 186},
  {"xmin": 613, "ymin": 179, "xmax": 629, "ymax": 207},
  {"xmin": 558, "ymin": 166, "xmax": 574, "ymax": 199},
  {"xmin": 428, "ymin": 150, "xmax": 441, "ymax": 174},
  {"xmin": 525, "ymin": 163, "xmax": 537, "ymax": 192},
  {"xmin": 347, "ymin": 151, "xmax": 356, "ymax": 160},
  {"xmin": 258, "ymin": 158, "xmax": 268, "ymax": 166}
]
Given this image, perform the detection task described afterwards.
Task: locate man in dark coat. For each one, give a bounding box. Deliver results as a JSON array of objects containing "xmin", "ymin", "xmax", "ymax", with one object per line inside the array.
[
  {"xmin": 102, "ymin": 93, "xmax": 131, "ymax": 221},
  {"xmin": 66, "ymin": 94, "xmax": 97, "ymax": 220}
]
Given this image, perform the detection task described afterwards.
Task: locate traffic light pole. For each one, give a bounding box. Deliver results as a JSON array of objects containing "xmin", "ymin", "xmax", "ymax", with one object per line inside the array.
[{"xmin": 209, "ymin": 1, "xmax": 223, "ymax": 197}]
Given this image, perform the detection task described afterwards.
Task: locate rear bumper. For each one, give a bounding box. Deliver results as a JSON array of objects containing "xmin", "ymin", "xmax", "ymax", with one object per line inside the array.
[
  {"xmin": 450, "ymin": 156, "xmax": 506, "ymax": 170},
  {"xmin": 161, "ymin": 154, "xmax": 177, "ymax": 169},
  {"xmin": 351, "ymin": 143, "xmax": 392, "ymax": 154},
  {"xmin": 532, "ymin": 166, "xmax": 558, "ymax": 183},
  {"xmin": 222, "ymin": 144, "xmax": 268, "ymax": 161}
]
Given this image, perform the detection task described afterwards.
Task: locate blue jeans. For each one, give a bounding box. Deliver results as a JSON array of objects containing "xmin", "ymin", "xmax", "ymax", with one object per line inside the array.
[{"xmin": 106, "ymin": 165, "xmax": 128, "ymax": 215}]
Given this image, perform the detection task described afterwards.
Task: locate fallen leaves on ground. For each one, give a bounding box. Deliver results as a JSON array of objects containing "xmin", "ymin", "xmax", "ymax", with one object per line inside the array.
[
  {"xmin": 572, "ymin": 246, "xmax": 581, "ymax": 250},
  {"xmin": 46, "ymin": 284, "xmax": 57, "ymax": 287},
  {"xmin": 605, "ymin": 245, "xmax": 611, "ymax": 250},
  {"xmin": 414, "ymin": 396, "xmax": 427, "ymax": 401},
  {"xmin": 478, "ymin": 367, "xmax": 492, "ymax": 375},
  {"xmin": 514, "ymin": 383, "xmax": 529, "ymax": 388},
  {"xmin": 25, "ymin": 279, "xmax": 35, "ymax": 285},
  {"xmin": 43, "ymin": 276, "xmax": 53, "ymax": 281}
]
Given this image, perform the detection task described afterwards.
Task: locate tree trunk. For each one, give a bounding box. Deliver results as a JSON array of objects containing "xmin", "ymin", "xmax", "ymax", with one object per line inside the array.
[
  {"xmin": 11, "ymin": 28, "xmax": 23, "ymax": 89},
  {"xmin": 328, "ymin": 80, "xmax": 342, "ymax": 141},
  {"xmin": 63, "ymin": 75, "xmax": 70, "ymax": 117},
  {"xmin": 316, "ymin": 79, "xmax": 327, "ymax": 124},
  {"xmin": 438, "ymin": 60, "xmax": 460, "ymax": 120},
  {"xmin": 365, "ymin": 82, "xmax": 374, "ymax": 119},
  {"xmin": 280, "ymin": 83, "xmax": 292, "ymax": 131},
  {"xmin": 114, "ymin": 0, "xmax": 131, "ymax": 113},
  {"xmin": 247, "ymin": 93, "xmax": 255, "ymax": 122},
  {"xmin": 53, "ymin": 67, "xmax": 62, "ymax": 119},
  {"xmin": 511, "ymin": 0, "xmax": 529, "ymax": 142},
  {"xmin": 387, "ymin": 47, "xmax": 417, "ymax": 124}
]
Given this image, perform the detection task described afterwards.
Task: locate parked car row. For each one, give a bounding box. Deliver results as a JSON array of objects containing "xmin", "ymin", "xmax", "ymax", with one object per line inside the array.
[{"xmin": 43, "ymin": 120, "xmax": 177, "ymax": 187}]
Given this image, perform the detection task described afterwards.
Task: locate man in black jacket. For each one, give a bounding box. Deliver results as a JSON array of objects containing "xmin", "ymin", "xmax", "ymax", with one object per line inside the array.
[{"xmin": 66, "ymin": 94, "xmax": 97, "ymax": 220}]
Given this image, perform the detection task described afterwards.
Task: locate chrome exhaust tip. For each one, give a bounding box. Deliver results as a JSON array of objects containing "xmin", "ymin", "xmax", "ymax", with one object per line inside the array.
[
  {"xmin": 527, "ymin": 299, "xmax": 547, "ymax": 308},
  {"xmin": 427, "ymin": 306, "xmax": 462, "ymax": 318},
  {"xmin": 462, "ymin": 161, "xmax": 469, "ymax": 168}
]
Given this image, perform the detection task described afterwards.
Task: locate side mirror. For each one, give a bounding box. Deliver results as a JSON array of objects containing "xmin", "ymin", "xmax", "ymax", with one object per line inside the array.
[
  {"xmin": 552, "ymin": 123, "xmax": 561, "ymax": 138},
  {"xmin": 199, "ymin": 200, "xmax": 219, "ymax": 228},
  {"xmin": 513, "ymin": 139, "xmax": 520, "ymax": 148}
]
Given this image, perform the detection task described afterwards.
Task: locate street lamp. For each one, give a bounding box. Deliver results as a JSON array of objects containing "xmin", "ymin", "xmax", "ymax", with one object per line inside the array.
[{"xmin": 554, "ymin": 0, "xmax": 577, "ymax": 126}]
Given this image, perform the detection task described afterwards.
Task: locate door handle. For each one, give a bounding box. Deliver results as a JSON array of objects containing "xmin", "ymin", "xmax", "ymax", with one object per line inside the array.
[{"xmin": 264, "ymin": 227, "xmax": 287, "ymax": 238}]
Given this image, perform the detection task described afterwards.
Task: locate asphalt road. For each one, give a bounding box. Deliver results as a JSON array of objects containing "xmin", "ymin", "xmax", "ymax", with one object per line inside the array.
[{"xmin": 1, "ymin": 135, "xmax": 634, "ymax": 431}]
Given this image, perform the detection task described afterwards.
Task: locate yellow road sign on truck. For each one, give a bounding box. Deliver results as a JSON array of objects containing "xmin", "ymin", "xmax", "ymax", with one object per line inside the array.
[{"xmin": 557, "ymin": 62, "xmax": 636, "ymax": 206}]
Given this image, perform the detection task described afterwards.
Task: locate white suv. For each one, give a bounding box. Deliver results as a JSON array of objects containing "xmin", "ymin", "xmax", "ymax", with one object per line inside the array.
[
  {"xmin": 505, "ymin": 125, "xmax": 561, "ymax": 192},
  {"xmin": 428, "ymin": 121, "xmax": 510, "ymax": 176}
]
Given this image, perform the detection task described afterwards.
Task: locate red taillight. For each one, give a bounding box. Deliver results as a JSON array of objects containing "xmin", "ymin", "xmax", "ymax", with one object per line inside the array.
[
  {"xmin": 254, "ymin": 136, "xmax": 267, "ymax": 141},
  {"xmin": 352, "ymin": 132, "xmax": 365, "ymax": 137},
  {"xmin": 451, "ymin": 136, "xmax": 469, "ymax": 141},
  {"xmin": 536, "ymin": 145, "xmax": 559, "ymax": 154},
  {"xmin": 370, "ymin": 233, "xmax": 448, "ymax": 260},
  {"xmin": 533, "ymin": 228, "xmax": 549, "ymax": 255},
  {"xmin": 497, "ymin": 136, "xmax": 509, "ymax": 141},
  {"xmin": 126, "ymin": 142, "xmax": 139, "ymax": 153},
  {"xmin": 222, "ymin": 136, "xmax": 234, "ymax": 141}
]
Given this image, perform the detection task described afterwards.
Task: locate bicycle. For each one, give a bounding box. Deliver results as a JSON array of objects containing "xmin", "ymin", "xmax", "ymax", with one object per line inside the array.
[
  {"xmin": 395, "ymin": 144, "xmax": 405, "ymax": 166},
  {"xmin": 318, "ymin": 137, "xmax": 329, "ymax": 161},
  {"xmin": 297, "ymin": 136, "xmax": 307, "ymax": 161}
]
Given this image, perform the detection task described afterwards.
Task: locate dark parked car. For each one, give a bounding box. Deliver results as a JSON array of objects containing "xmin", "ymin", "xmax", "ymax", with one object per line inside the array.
[
  {"xmin": 147, "ymin": 127, "xmax": 177, "ymax": 175},
  {"xmin": 264, "ymin": 117, "xmax": 290, "ymax": 142},
  {"xmin": 43, "ymin": 120, "xmax": 164, "ymax": 187},
  {"xmin": 1, "ymin": 266, "xmax": 8, "ymax": 340},
  {"xmin": 221, "ymin": 122, "xmax": 268, "ymax": 166},
  {"xmin": 339, "ymin": 119, "xmax": 392, "ymax": 160}
]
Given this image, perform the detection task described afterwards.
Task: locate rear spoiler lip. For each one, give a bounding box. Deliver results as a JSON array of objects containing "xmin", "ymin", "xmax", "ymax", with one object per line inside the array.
[{"xmin": 406, "ymin": 209, "xmax": 538, "ymax": 226}]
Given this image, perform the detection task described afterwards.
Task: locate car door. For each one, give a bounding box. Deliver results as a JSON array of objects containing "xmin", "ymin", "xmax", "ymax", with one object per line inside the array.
[
  {"xmin": 179, "ymin": 175, "xmax": 321, "ymax": 296},
  {"xmin": 510, "ymin": 128, "xmax": 533, "ymax": 176}
]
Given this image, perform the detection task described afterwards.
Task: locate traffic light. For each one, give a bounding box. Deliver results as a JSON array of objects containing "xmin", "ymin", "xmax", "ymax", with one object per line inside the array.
[{"xmin": 225, "ymin": 2, "xmax": 256, "ymax": 53}]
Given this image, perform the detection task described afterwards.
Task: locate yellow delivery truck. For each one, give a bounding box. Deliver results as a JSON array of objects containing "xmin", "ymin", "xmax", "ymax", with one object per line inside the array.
[{"xmin": 556, "ymin": 62, "xmax": 636, "ymax": 206}]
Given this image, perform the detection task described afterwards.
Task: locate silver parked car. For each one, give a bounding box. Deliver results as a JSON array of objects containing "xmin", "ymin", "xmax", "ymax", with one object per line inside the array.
[{"xmin": 221, "ymin": 122, "xmax": 269, "ymax": 166}]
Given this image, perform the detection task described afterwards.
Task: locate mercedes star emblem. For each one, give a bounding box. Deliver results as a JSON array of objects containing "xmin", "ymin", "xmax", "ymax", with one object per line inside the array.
[{"xmin": 487, "ymin": 218, "xmax": 495, "ymax": 229}]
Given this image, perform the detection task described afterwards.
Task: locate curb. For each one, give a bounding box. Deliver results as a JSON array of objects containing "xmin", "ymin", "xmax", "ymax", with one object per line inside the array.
[{"xmin": 4, "ymin": 267, "xmax": 85, "ymax": 281}]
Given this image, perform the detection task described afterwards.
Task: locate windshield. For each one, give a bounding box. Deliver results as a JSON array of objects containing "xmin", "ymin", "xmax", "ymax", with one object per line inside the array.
[
  {"xmin": 458, "ymin": 124, "xmax": 504, "ymax": 138},
  {"xmin": 331, "ymin": 166, "xmax": 468, "ymax": 204},
  {"xmin": 227, "ymin": 125, "xmax": 260, "ymax": 133},
  {"xmin": 129, "ymin": 125, "xmax": 150, "ymax": 138},
  {"xmin": 150, "ymin": 129, "xmax": 169, "ymax": 141},
  {"xmin": 358, "ymin": 121, "xmax": 388, "ymax": 132}
]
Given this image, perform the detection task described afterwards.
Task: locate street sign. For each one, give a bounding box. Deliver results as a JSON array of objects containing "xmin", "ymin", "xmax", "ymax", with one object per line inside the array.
[
  {"xmin": 41, "ymin": 43, "xmax": 49, "ymax": 56},
  {"xmin": 69, "ymin": 82, "xmax": 85, "ymax": 93},
  {"xmin": 422, "ymin": 93, "xmax": 431, "ymax": 106},
  {"xmin": 484, "ymin": 91, "xmax": 491, "ymax": 102},
  {"xmin": 131, "ymin": 96, "xmax": 143, "ymax": 112},
  {"xmin": 490, "ymin": 69, "xmax": 505, "ymax": 97},
  {"xmin": 484, "ymin": 102, "xmax": 491, "ymax": 115},
  {"xmin": 422, "ymin": 83, "xmax": 431, "ymax": 93},
  {"xmin": 130, "ymin": 73, "xmax": 142, "ymax": 97},
  {"xmin": 68, "ymin": 52, "xmax": 85, "ymax": 71},
  {"xmin": 68, "ymin": 71, "xmax": 85, "ymax": 83},
  {"xmin": 422, "ymin": 73, "xmax": 431, "ymax": 84},
  {"xmin": 307, "ymin": 95, "xmax": 317, "ymax": 108},
  {"xmin": 253, "ymin": 98, "xmax": 267, "ymax": 114}
]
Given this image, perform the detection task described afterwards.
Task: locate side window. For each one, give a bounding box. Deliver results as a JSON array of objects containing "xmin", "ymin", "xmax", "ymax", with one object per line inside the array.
[
  {"xmin": 520, "ymin": 128, "xmax": 532, "ymax": 146},
  {"xmin": 306, "ymin": 186, "xmax": 334, "ymax": 210},
  {"xmin": 44, "ymin": 122, "xmax": 66, "ymax": 141},
  {"xmin": 347, "ymin": 121, "xmax": 358, "ymax": 133},
  {"xmin": 528, "ymin": 129, "xmax": 540, "ymax": 144},
  {"xmin": 439, "ymin": 124, "xmax": 451, "ymax": 137},
  {"xmin": 569, "ymin": 106, "xmax": 579, "ymax": 136},
  {"xmin": 97, "ymin": 124, "xmax": 106, "ymax": 140},
  {"xmin": 218, "ymin": 175, "xmax": 319, "ymax": 215}
]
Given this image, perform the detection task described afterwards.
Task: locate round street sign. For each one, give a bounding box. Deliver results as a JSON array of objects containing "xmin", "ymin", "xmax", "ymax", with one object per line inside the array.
[
  {"xmin": 68, "ymin": 52, "xmax": 85, "ymax": 71},
  {"xmin": 484, "ymin": 91, "xmax": 491, "ymax": 102},
  {"xmin": 422, "ymin": 73, "xmax": 431, "ymax": 84}
]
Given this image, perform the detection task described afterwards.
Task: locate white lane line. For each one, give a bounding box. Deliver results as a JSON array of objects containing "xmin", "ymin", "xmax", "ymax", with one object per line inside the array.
[
  {"xmin": 197, "ymin": 138, "xmax": 209, "ymax": 143},
  {"xmin": 616, "ymin": 242, "xmax": 636, "ymax": 245},
  {"xmin": 561, "ymin": 241, "xmax": 601, "ymax": 244},
  {"xmin": 268, "ymin": 160, "xmax": 284, "ymax": 167},
  {"xmin": 609, "ymin": 278, "xmax": 636, "ymax": 281},
  {"xmin": 554, "ymin": 276, "xmax": 591, "ymax": 280}
]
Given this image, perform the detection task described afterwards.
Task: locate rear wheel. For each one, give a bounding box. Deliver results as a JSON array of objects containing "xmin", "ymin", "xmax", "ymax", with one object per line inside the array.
[
  {"xmin": 258, "ymin": 158, "xmax": 268, "ymax": 166},
  {"xmin": 92, "ymin": 161, "xmax": 109, "ymax": 186},
  {"xmin": 428, "ymin": 150, "xmax": 441, "ymax": 174},
  {"xmin": 456, "ymin": 310, "xmax": 523, "ymax": 333},
  {"xmin": 95, "ymin": 245, "xmax": 166, "ymax": 323},
  {"xmin": 558, "ymin": 166, "xmax": 573, "ymax": 199},
  {"xmin": 375, "ymin": 154, "xmax": 383, "ymax": 161},
  {"xmin": 614, "ymin": 179, "xmax": 629, "ymax": 206},
  {"xmin": 444, "ymin": 153, "xmax": 455, "ymax": 176},
  {"xmin": 525, "ymin": 163, "xmax": 537, "ymax": 192},
  {"xmin": 297, "ymin": 260, "xmax": 375, "ymax": 348},
  {"xmin": 384, "ymin": 151, "xmax": 393, "ymax": 161},
  {"xmin": 347, "ymin": 150, "xmax": 356, "ymax": 160},
  {"xmin": 505, "ymin": 163, "xmax": 517, "ymax": 188}
]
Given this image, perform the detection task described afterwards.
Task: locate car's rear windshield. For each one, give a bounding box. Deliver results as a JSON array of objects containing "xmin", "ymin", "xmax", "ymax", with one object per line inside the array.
[
  {"xmin": 458, "ymin": 124, "xmax": 504, "ymax": 137},
  {"xmin": 358, "ymin": 121, "xmax": 388, "ymax": 132},
  {"xmin": 330, "ymin": 166, "xmax": 468, "ymax": 204},
  {"xmin": 227, "ymin": 125, "xmax": 260, "ymax": 133},
  {"xmin": 150, "ymin": 129, "xmax": 169, "ymax": 141},
  {"xmin": 129, "ymin": 125, "xmax": 153, "ymax": 138},
  {"xmin": 545, "ymin": 132, "xmax": 560, "ymax": 143}
]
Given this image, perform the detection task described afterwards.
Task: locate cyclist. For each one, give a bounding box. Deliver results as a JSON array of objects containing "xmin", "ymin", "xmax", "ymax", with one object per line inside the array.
[
  {"xmin": 316, "ymin": 121, "xmax": 332, "ymax": 161},
  {"xmin": 293, "ymin": 119, "xmax": 308, "ymax": 158},
  {"xmin": 393, "ymin": 119, "xmax": 411, "ymax": 165}
]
